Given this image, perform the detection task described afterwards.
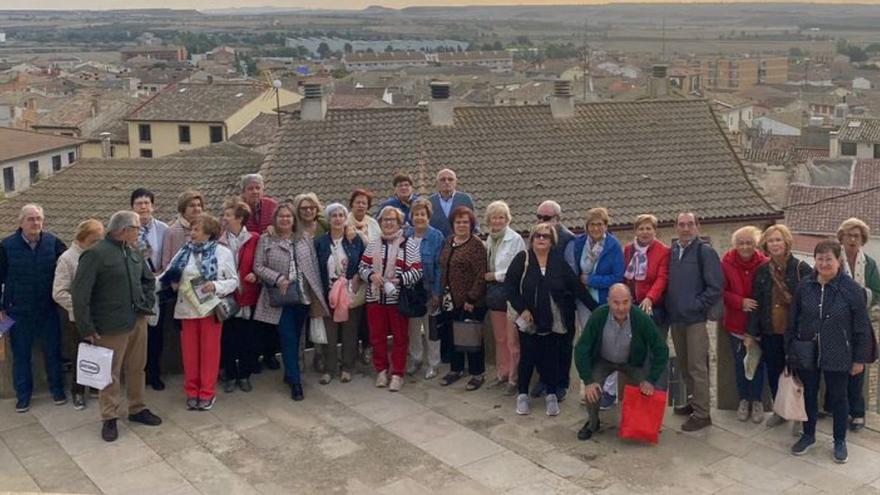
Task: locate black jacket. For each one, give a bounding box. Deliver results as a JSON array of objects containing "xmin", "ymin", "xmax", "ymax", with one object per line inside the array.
[
  {"xmin": 786, "ymin": 270, "xmax": 872, "ymax": 372},
  {"xmin": 748, "ymin": 256, "xmax": 812, "ymax": 337},
  {"xmin": 315, "ymin": 233, "xmax": 365, "ymax": 299},
  {"xmin": 505, "ymin": 249, "xmax": 597, "ymax": 335}
]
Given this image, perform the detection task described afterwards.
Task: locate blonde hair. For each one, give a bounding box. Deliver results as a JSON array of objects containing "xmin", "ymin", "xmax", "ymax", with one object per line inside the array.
[
  {"xmin": 837, "ymin": 217, "xmax": 870, "ymax": 246},
  {"xmin": 529, "ymin": 222, "xmax": 558, "ymax": 246},
  {"xmin": 759, "ymin": 224, "xmax": 793, "ymax": 254},
  {"xmin": 634, "ymin": 214, "xmax": 658, "ymax": 230},
  {"xmin": 292, "ymin": 192, "xmax": 324, "ymax": 223},
  {"xmin": 176, "ymin": 189, "xmax": 204, "ymax": 216},
  {"xmin": 411, "ymin": 198, "xmax": 433, "ymax": 218},
  {"xmin": 585, "ymin": 207, "xmax": 610, "ymax": 226},
  {"xmin": 74, "ymin": 219, "xmax": 104, "ymax": 243},
  {"xmin": 378, "ymin": 206, "xmax": 405, "ymax": 226},
  {"xmin": 485, "ymin": 200, "xmax": 511, "ymax": 224},
  {"xmin": 731, "ymin": 225, "xmax": 761, "ymax": 246}
]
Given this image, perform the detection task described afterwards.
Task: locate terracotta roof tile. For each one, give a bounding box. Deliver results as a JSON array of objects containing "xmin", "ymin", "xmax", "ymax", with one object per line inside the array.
[
  {"xmin": 127, "ymin": 82, "xmax": 270, "ymax": 123},
  {"xmin": 0, "ymin": 127, "xmax": 84, "ymax": 162},
  {"xmin": 836, "ymin": 117, "xmax": 880, "ymax": 143}
]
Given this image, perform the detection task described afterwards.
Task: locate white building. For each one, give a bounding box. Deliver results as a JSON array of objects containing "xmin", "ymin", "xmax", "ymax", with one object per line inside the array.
[
  {"xmin": 0, "ymin": 127, "xmax": 83, "ymax": 195},
  {"xmin": 0, "ymin": 33, "xmax": 6, "ymax": 43},
  {"xmin": 853, "ymin": 77, "xmax": 872, "ymax": 90},
  {"xmin": 830, "ymin": 117, "xmax": 880, "ymax": 159}
]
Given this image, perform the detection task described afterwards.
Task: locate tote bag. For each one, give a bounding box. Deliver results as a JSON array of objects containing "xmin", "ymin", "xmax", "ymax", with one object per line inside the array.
[
  {"xmin": 773, "ymin": 368, "xmax": 808, "ymax": 422},
  {"xmin": 618, "ymin": 384, "xmax": 667, "ymax": 444},
  {"xmin": 76, "ymin": 343, "xmax": 114, "ymax": 390}
]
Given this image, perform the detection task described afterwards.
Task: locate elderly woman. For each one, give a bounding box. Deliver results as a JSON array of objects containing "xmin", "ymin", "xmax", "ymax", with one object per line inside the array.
[
  {"xmin": 787, "ymin": 240, "xmax": 872, "ymax": 463},
  {"xmin": 53, "ymin": 219, "xmax": 105, "ymax": 410},
  {"xmin": 836, "ymin": 217, "xmax": 880, "ymax": 432},
  {"xmin": 747, "ymin": 224, "xmax": 811, "ymax": 428},
  {"xmin": 162, "ymin": 214, "xmax": 239, "ymax": 411},
  {"xmin": 623, "ymin": 214, "xmax": 671, "ymax": 325},
  {"xmin": 160, "ymin": 189, "xmax": 204, "ymax": 271},
  {"xmin": 565, "ymin": 207, "xmax": 624, "ymax": 406},
  {"xmin": 315, "ymin": 203, "xmax": 365, "ymax": 384},
  {"xmin": 507, "ymin": 223, "xmax": 598, "ymax": 416},
  {"xmin": 406, "ymin": 198, "xmax": 445, "ymax": 379},
  {"xmin": 348, "ymin": 188, "xmax": 381, "ymax": 245},
  {"xmin": 484, "ymin": 201, "xmax": 526, "ymax": 395},
  {"xmin": 359, "ymin": 206, "xmax": 422, "ymax": 392},
  {"xmin": 293, "ymin": 192, "xmax": 328, "ymax": 238},
  {"xmin": 438, "ymin": 206, "xmax": 488, "ymax": 391},
  {"xmin": 254, "ymin": 203, "xmax": 329, "ymax": 401},
  {"xmin": 721, "ymin": 226, "xmax": 768, "ymax": 422},
  {"xmin": 218, "ymin": 199, "xmax": 260, "ymax": 393}
]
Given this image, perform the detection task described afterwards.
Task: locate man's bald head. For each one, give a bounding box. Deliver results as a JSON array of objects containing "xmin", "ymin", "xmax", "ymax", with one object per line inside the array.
[{"xmin": 608, "ymin": 283, "xmax": 632, "ymax": 322}]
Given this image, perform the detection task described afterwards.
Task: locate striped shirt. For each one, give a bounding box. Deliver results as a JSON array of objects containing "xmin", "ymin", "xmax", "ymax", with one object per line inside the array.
[{"xmin": 359, "ymin": 236, "xmax": 423, "ymax": 305}]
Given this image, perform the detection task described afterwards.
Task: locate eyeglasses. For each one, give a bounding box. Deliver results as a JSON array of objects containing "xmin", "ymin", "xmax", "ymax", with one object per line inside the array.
[
  {"xmin": 125, "ymin": 225, "xmax": 140, "ymax": 230},
  {"xmin": 380, "ymin": 217, "xmax": 399, "ymax": 223},
  {"xmin": 533, "ymin": 233, "xmax": 552, "ymax": 240},
  {"xmin": 299, "ymin": 206, "xmax": 317, "ymax": 211},
  {"xmin": 536, "ymin": 214, "xmax": 556, "ymax": 222}
]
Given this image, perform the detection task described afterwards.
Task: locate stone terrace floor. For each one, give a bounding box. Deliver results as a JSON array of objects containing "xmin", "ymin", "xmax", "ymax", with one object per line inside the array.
[{"xmin": 3, "ymin": 363, "xmax": 880, "ymax": 495}]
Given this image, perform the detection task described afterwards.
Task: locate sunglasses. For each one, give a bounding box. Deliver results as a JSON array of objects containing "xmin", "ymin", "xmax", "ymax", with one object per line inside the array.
[
  {"xmin": 536, "ymin": 214, "xmax": 556, "ymax": 222},
  {"xmin": 532, "ymin": 233, "xmax": 553, "ymax": 240}
]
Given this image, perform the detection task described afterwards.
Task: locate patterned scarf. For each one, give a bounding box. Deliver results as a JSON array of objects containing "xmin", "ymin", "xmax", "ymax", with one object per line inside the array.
[
  {"xmin": 167, "ymin": 240, "xmax": 219, "ymax": 282},
  {"xmin": 580, "ymin": 236, "xmax": 604, "ymax": 276},
  {"xmin": 769, "ymin": 255, "xmax": 793, "ymax": 305},
  {"xmin": 624, "ymin": 241, "xmax": 649, "ymax": 281},
  {"xmin": 370, "ymin": 229, "xmax": 403, "ymax": 286},
  {"xmin": 842, "ymin": 248, "xmax": 867, "ymax": 288},
  {"xmin": 488, "ymin": 229, "xmax": 505, "ymax": 271}
]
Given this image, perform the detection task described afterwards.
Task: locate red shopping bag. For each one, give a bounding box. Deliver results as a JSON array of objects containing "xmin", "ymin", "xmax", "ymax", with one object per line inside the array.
[{"xmin": 618, "ymin": 384, "xmax": 667, "ymax": 444}]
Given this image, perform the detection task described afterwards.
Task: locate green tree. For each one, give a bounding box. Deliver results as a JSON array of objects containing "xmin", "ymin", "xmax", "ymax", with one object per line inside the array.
[{"xmin": 317, "ymin": 42, "xmax": 332, "ymax": 59}]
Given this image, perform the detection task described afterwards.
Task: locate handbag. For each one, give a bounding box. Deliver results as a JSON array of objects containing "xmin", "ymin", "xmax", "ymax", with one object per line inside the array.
[
  {"xmin": 452, "ymin": 318, "xmax": 483, "ymax": 353},
  {"xmin": 773, "ymin": 368, "xmax": 808, "ymax": 421},
  {"xmin": 348, "ymin": 279, "xmax": 366, "ymax": 308},
  {"xmin": 788, "ymin": 338, "xmax": 817, "ymax": 370},
  {"xmin": 76, "ymin": 342, "xmax": 114, "ymax": 390},
  {"xmin": 485, "ymin": 282, "xmax": 508, "ymax": 312},
  {"xmin": 214, "ymin": 295, "xmax": 240, "ymax": 322},
  {"xmin": 619, "ymin": 384, "xmax": 667, "ymax": 444},
  {"xmin": 309, "ymin": 316, "xmax": 328, "ymax": 344},
  {"xmin": 399, "ymin": 284, "xmax": 428, "ymax": 318},
  {"xmin": 268, "ymin": 280, "xmax": 303, "ymax": 307}
]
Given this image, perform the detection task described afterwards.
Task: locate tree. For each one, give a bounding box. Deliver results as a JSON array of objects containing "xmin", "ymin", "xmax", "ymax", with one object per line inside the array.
[
  {"xmin": 515, "ymin": 35, "xmax": 532, "ymax": 46},
  {"xmin": 317, "ymin": 42, "xmax": 332, "ymax": 59},
  {"xmin": 789, "ymin": 47, "xmax": 804, "ymax": 58},
  {"xmin": 344, "ymin": 42, "xmax": 353, "ymax": 54},
  {"xmin": 866, "ymin": 42, "xmax": 880, "ymax": 53},
  {"xmin": 385, "ymin": 44, "xmax": 394, "ymax": 52},
  {"xmin": 492, "ymin": 41, "xmax": 504, "ymax": 51}
]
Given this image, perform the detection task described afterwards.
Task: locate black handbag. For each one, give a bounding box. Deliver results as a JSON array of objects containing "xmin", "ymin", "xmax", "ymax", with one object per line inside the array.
[
  {"xmin": 485, "ymin": 282, "xmax": 508, "ymax": 311},
  {"xmin": 267, "ymin": 281, "xmax": 303, "ymax": 307},
  {"xmin": 789, "ymin": 338, "xmax": 817, "ymax": 370},
  {"xmin": 399, "ymin": 284, "xmax": 428, "ymax": 317}
]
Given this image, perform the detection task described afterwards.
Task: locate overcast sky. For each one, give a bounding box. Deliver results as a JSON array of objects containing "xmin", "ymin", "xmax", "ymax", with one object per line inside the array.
[{"xmin": 10, "ymin": 0, "xmax": 869, "ymax": 10}]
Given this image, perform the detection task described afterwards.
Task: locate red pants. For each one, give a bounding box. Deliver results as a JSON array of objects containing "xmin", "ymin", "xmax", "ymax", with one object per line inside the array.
[
  {"xmin": 367, "ymin": 303, "xmax": 409, "ymax": 376},
  {"xmin": 181, "ymin": 316, "xmax": 222, "ymax": 400}
]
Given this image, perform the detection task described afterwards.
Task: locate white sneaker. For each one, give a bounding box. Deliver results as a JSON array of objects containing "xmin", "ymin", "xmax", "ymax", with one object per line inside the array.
[
  {"xmin": 751, "ymin": 401, "xmax": 765, "ymax": 424},
  {"xmin": 424, "ymin": 366, "xmax": 438, "ymax": 380},
  {"xmin": 736, "ymin": 400, "xmax": 750, "ymax": 422},
  {"xmin": 546, "ymin": 394, "xmax": 560, "ymax": 416},
  {"xmin": 389, "ymin": 375, "xmax": 404, "ymax": 392},
  {"xmin": 375, "ymin": 370, "xmax": 388, "ymax": 388},
  {"xmin": 516, "ymin": 394, "xmax": 530, "ymax": 415}
]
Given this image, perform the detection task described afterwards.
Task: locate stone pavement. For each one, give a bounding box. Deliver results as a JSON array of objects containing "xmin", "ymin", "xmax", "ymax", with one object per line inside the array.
[{"xmin": 3, "ymin": 363, "xmax": 880, "ymax": 495}]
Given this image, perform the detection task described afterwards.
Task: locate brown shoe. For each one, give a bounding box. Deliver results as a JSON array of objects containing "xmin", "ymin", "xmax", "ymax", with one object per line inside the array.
[
  {"xmin": 681, "ymin": 414, "xmax": 712, "ymax": 432},
  {"xmin": 673, "ymin": 404, "xmax": 694, "ymax": 416}
]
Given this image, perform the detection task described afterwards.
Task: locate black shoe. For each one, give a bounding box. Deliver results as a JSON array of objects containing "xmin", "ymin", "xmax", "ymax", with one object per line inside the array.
[
  {"xmin": 252, "ymin": 361, "xmax": 262, "ymax": 374},
  {"xmin": 223, "ymin": 380, "xmax": 236, "ymax": 393},
  {"xmin": 15, "ymin": 398, "xmax": 30, "ymax": 413},
  {"xmin": 673, "ymin": 404, "xmax": 694, "ymax": 416},
  {"xmin": 556, "ymin": 388, "xmax": 568, "ymax": 402},
  {"xmin": 850, "ymin": 417, "xmax": 866, "ymax": 432},
  {"xmin": 73, "ymin": 393, "xmax": 86, "ymax": 411},
  {"xmin": 198, "ymin": 397, "xmax": 216, "ymax": 411},
  {"xmin": 440, "ymin": 372, "xmax": 463, "ymax": 387},
  {"xmin": 128, "ymin": 409, "xmax": 162, "ymax": 426},
  {"xmin": 102, "ymin": 419, "xmax": 118, "ymax": 442},
  {"xmin": 148, "ymin": 377, "xmax": 166, "ymax": 391},
  {"xmin": 291, "ymin": 383, "xmax": 304, "ymax": 401},
  {"xmin": 530, "ymin": 382, "xmax": 546, "ymax": 399},
  {"xmin": 791, "ymin": 434, "xmax": 815, "ymax": 456},
  {"xmin": 239, "ymin": 378, "xmax": 253, "ymax": 392},
  {"xmin": 833, "ymin": 440, "xmax": 848, "ymax": 464},
  {"xmin": 577, "ymin": 420, "xmax": 598, "ymax": 441},
  {"xmin": 53, "ymin": 391, "xmax": 68, "ymax": 405},
  {"xmin": 264, "ymin": 355, "xmax": 280, "ymax": 370},
  {"xmin": 465, "ymin": 375, "xmax": 485, "ymax": 391}
]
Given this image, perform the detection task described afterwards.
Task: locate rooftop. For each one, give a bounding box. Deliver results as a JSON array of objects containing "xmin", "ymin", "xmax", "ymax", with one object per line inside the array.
[
  {"xmin": 836, "ymin": 117, "xmax": 880, "ymax": 144},
  {"xmin": 126, "ymin": 83, "xmax": 271, "ymax": 123},
  {"xmin": 0, "ymin": 127, "xmax": 84, "ymax": 163},
  {"xmin": 344, "ymin": 52, "xmax": 428, "ymax": 63}
]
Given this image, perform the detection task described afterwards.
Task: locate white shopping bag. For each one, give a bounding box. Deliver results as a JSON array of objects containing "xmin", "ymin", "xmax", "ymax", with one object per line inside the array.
[
  {"xmin": 76, "ymin": 342, "xmax": 114, "ymax": 390},
  {"xmin": 309, "ymin": 317, "xmax": 328, "ymax": 345}
]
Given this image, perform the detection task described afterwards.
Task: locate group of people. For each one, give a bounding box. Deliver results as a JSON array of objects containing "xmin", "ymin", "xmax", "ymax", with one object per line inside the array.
[{"xmin": 0, "ymin": 168, "xmax": 876, "ymax": 465}]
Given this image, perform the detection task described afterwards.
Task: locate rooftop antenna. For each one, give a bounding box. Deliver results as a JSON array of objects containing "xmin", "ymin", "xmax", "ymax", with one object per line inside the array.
[
  {"xmin": 582, "ymin": 19, "xmax": 592, "ymax": 101},
  {"xmin": 661, "ymin": 16, "xmax": 667, "ymax": 61}
]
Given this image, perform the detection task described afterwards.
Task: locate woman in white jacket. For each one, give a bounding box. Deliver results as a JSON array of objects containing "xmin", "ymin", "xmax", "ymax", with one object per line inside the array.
[
  {"xmin": 483, "ymin": 201, "xmax": 527, "ymax": 395},
  {"xmin": 163, "ymin": 213, "xmax": 239, "ymax": 411}
]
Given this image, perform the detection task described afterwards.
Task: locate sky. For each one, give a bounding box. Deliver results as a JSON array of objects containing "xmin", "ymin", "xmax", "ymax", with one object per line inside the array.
[{"xmin": 9, "ymin": 0, "xmax": 879, "ymax": 11}]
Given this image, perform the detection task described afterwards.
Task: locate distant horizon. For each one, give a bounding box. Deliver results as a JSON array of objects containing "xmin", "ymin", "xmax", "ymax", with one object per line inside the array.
[{"xmin": 3, "ymin": 0, "xmax": 879, "ymax": 12}]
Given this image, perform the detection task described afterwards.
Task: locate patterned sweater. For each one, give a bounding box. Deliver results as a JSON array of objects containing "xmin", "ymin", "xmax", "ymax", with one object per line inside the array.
[
  {"xmin": 359, "ymin": 236, "xmax": 422, "ymax": 305},
  {"xmin": 439, "ymin": 235, "xmax": 487, "ymax": 309}
]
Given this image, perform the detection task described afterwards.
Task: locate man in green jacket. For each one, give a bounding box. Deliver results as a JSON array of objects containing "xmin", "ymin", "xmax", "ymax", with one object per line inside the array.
[
  {"xmin": 73, "ymin": 211, "xmax": 161, "ymax": 442},
  {"xmin": 575, "ymin": 283, "xmax": 668, "ymax": 440}
]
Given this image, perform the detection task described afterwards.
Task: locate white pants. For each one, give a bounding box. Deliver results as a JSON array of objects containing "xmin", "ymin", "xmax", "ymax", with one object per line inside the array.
[{"xmin": 408, "ymin": 315, "xmax": 441, "ymax": 368}]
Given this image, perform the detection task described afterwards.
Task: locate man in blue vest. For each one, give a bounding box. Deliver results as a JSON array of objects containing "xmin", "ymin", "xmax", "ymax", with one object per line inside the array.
[
  {"xmin": 378, "ymin": 172, "xmax": 419, "ymax": 226},
  {"xmin": 0, "ymin": 204, "xmax": 68, "ymax": 413},
  {"xmin": 428, "ymin": 168, "xmax": 476, "ymax": 238}
]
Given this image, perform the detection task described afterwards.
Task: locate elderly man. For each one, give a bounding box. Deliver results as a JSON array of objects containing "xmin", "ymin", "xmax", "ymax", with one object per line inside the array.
[
  {"xmin": 240, "ymin": 173, "xmax": 278, "ymax": 235},
  {"xmin": 378, "ymin": 172, "xmax": 419, "ymax": 225},
  {"xmin": 428, "ymin": 168, "xmax": 476, "ymax": 237},
  {"xmin": 536, "ymin": 200, "xmax": 575, "ymax": 252},
  {"xmin": 574, "ymin": 284, "xmax": 668, "ymax": 440},
  {"xmin": 73, "ymin": 211, "xmax": 161, "ymax": 442},
  {"xmin": 666, "ymin": 212, "xmax": 722, "ymax": 432},
  {"xmin": 0, "ymin": 204, "xmax": 68, "ymax": 413}
]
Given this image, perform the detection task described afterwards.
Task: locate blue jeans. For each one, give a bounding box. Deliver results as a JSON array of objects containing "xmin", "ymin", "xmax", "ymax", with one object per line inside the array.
[
  {"xmin": 278, "ymin": 304, "xmax": 308, "ymax": 386},
  {"xmin": 10, "ymin": 311, "xmax": 64, "ymax": 401},
  {"xmin": 729, "ymin": 334, "xmax": 763, "ymax": 401}
]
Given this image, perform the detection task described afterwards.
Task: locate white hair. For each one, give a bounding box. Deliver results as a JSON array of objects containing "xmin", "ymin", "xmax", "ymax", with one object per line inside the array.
[
  {"xmin": 18, "ymin": 203, "xmax": 44, "ymax": 222},
  {"xmin": 239, "ymin": 173, "xmax": 264, "ymax": 191},
  {"xmin": 107, "ymin": 210, "xmax": 139, "ymax": 234},
  {"xmin": 537, "ymin": 200, "xmax": 562, "ymax": 216}
]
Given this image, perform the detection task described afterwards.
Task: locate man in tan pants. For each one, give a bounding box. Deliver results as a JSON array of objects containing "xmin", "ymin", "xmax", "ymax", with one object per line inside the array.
[{"xmin": 73, "ymin": 211, "xmax": 162, "ymax": 442}]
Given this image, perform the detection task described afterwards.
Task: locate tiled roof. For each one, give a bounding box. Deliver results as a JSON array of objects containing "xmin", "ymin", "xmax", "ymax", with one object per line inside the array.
[
  {"xmin": 126, "ymin": 83, "xmax": 270, "ymax": 123},
  {"xmin": 230, "ymin": 113, "xmax": 279, "ymax": 148},
  {"xmin": 0, "ymin": 127, "xmax": 84, "ymax": 163},
  {"xmin": 0, "ymin": 143, "xmax": 263, "ymax": 241},
  {"xmin": 438, "ymin": 51, "xmax": 512, "ymax": 62},
  {"xmin": 261, "ymin": 99, "xmax": 778, "ymax": 232},
  {"xmin": 78, "ymin": 100, "xmax": 137, "ymax": 142},
  {"xmin": 786, "ymin": 159, "xmax": 880, "ymax": 235},
  {"xmin": 836, "ymin": 118, "xmax": 880, "ymax": 143},
  {"xmin": 344, "ymin": 52, "xmax": 427, "ymax": 63}
]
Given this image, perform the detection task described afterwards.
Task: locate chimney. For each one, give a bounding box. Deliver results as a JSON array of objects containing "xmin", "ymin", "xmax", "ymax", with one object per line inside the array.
[
  {"xmin": 648, "ymin": 64, "xmax": 669, "ymax": 99},
  {"xmin": 99, "ymin": 132, "xmax": 112, "ymax": 158},
  {"xmin": 428, "ymin": 81, "xmax": 453, "ymax": 127},
  {"xmin": 301, "ymin": 82, "xmax": 327, "ymax": 121},
  {"xmin": 550, "ymin": 79, "xmax": 575, "ymax": 119}
]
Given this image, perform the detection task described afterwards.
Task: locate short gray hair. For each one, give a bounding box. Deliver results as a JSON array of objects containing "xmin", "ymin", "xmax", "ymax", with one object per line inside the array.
[
  {"xmin": 18, "ymin": 203, "xmax": 44, "ymax": 222},
  {"xmin": 239, "ymin": 173, "xmax": 264, "ymax": 191},
  {"xmin": 537, "ymin": 200, "xmax": 561, "ymax": 216},
  {"xmin": 108, "ymin": 210, "xmax": 139, "ymax": 234}
]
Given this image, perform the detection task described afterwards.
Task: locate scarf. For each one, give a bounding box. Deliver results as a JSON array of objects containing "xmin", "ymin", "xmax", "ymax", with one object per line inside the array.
[
  {"xmin": 488, "ymin": 229, "xmax": 505, "ymax": 271},
  {"xmin": 347, "ymin": 212, "xmax": 374, "ymax": 245},
  {"xmin": 167, "ymin": 240, "xmax": 219, "ymax": 282},
  {"xmin": 625, "ymin": 240, "xmax": 649, "ymax": 281},
  {"xmin": 370, "ymin": 229, "xmax": 404, "ymax": 286},
  {"xmin": 842, "ymin": 249, "xmax": 867, "ymax": 288},
  {"xmin": 580, "ymin": 236, "xmax": 604, "ymax": 277},
  {"xmin": 769, "ymin": 255, "xmax": 794, "ymax": 305}
]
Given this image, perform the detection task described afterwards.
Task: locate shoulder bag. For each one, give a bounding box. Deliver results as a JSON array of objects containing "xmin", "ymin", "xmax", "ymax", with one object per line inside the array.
[
  {"xmin": 267, "ymin": 241, "xmax": 304, "ymax": 307},
  {"xmin": 398, "ymin": 238, "xmax": 428, "ymax": 318}
]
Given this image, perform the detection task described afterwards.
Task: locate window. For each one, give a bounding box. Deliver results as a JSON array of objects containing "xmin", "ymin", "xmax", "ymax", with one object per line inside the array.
[
  {"xmin": 52, "ymin": 155, "xmax": 62, "ymax": 172},
  {"xmin": 138, "ymin": 124, "xmax": 151, "ymax": 143},
  {"xmin": 875, "ymin": 144, "xmax": 880, "ymax": 159},
  {"xmin": 3, "ymin": 167, "xmax": 14, "ymax": 193},
  {"xmin": 140, "ymin": 149, "xmax": 153, "ymax": 158},
  {"xmin": 841, "ymin": 142, "xmax": 858, "ymax": 156},
  {"xmin": 209, "ymin": 125, "xmax": 223, "ymax": 143},
  {"xmin": 178, "ymin": 125, "xmax": 191, "ymax": 144},
  {"xmin": 67, "ymin": 151, "xmax": 76, "ymax": 164},
  {"xmin": 28, "ymin": 160, "xmax": 39, "ymax": 183},
  {"xmin": 110, "ymin": 145, "xmax": 116, "ymax": 158}
]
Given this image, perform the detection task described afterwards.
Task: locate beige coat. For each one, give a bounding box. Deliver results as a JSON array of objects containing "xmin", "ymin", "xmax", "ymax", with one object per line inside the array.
[
  {"xmin": 53, "ymin": 242, "xmax": 84, "ymax": 321},
  {"xmin": 253, "ymin": 233, "xmax": 328, "ymax": 325}
]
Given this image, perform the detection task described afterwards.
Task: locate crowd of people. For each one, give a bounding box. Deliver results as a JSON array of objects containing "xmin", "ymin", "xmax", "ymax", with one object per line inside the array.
[{"xmin": 0, "ymin": 168, "xmax": 876, "ymax": 465}]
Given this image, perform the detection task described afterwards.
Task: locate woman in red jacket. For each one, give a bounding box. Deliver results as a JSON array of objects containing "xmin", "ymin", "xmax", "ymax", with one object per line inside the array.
[
  {"xmin": 623, "ymin": 214, "xmax": 671, "ymax": 330},
  {"xmin": 721, "ymin": 226, "xmax": 768, "ymax": 423},
  {"xmin": 219, "ymin": 199, "xmax": 261, "ymax": 393}
]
